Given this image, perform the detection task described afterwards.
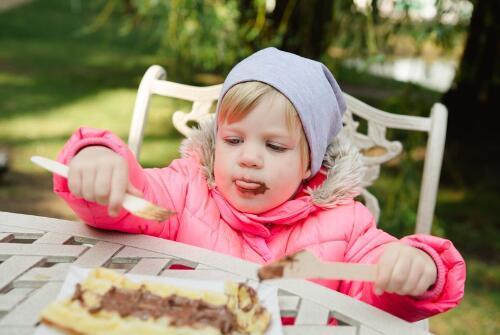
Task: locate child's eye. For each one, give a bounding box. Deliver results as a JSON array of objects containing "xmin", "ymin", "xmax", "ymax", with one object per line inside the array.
[
  {"xmin": 267, "ymin": 142, "xmax": 287, "ymax": 152},
  {"xmin": 224, "ymin": 137, "xmax": 242, "ymax": 145}
]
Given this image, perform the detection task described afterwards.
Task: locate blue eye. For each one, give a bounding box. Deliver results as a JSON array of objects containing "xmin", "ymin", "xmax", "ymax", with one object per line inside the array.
[{"xmin": 267, "ymin": 143, "xmax": 287, "ymax": 152}]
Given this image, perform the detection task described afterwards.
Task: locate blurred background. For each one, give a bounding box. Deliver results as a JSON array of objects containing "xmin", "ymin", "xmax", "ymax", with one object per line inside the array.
[{"xmin": 0, "ymin": 0, "xmax": 498, "ymax": 333}]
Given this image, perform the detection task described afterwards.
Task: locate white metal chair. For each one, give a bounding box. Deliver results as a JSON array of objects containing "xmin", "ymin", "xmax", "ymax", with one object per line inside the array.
[
  {"xmin": 128, "ymin": 64, "xmax": 447, "ymax": 332},
  {"xmin": 128, "ymin": 64, "xmax": 447, "ymax": 236}
]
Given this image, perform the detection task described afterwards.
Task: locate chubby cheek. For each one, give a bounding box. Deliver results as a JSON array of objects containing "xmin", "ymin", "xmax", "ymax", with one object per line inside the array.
[
  {"xmin": 268, "ymin": 172, "xmax": 302, "ymax": 202},
  {"xmin": 213, "ymin": 152, "xmax": 226, "ymax": 183},
  {"xmin": 263, "ymin": 189, "xmax": 292, "ymax": 210},
  {"xmin": 214, "ymin": 144, "xmax": 233, "ymax": 190}
]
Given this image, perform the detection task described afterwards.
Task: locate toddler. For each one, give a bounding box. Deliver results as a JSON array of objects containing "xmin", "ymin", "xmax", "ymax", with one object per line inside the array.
[{"xmin": 54, "ymin": 48, "xmax": 465, "ymax": 322}]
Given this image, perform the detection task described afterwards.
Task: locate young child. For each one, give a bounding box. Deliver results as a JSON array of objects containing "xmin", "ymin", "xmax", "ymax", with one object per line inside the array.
[{"xmin": 54, "ymin": 48, "xmax": 465, "ymax": 322}]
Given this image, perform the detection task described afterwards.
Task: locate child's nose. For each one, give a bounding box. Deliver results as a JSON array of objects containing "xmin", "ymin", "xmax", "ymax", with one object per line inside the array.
[{"xmin": 238, "ymin": 146, "xmax": 263, "ymax": 168}]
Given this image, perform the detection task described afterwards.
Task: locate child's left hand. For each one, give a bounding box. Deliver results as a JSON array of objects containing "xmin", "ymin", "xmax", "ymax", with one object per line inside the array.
[{"xmin": 374, "ymin": 242, "xmax": 437, "ymax": 297}]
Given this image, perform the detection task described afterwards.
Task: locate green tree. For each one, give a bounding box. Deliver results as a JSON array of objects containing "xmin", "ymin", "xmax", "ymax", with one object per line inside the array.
[
  {"xmin": 90, "ymin": 0, "xmax": 469, "ymax": 72},
  {"xmin": 442, "ymin": 0, "xmax": 500, "ymax": 188}
]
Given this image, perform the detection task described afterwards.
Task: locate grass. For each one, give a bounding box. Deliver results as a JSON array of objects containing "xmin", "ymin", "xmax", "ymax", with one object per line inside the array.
[{"xmin": 0, "ymin": 1, "xmax": 498, "ymax": 334}]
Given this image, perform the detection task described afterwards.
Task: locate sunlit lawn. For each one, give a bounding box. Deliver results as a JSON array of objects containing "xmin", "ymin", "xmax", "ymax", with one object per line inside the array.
[{"xmin": 0, "ymin": 1, "xmax": 498, "ymax": 334}]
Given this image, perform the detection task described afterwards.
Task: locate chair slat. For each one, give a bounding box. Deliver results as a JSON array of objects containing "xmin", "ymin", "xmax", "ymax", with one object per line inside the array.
[
  {"xmin": 0, "ymin": 256, "xmax": 44, "ymax": 290},
  {"xmin": 0, "ymin": 244, "xmax": 87, "ymax": 262},
  {"xmin": 284, "ymin": 325, "xmax": 357, "ymax": 335},
  {"xmin": 113, "ymin": 246, "xmax": 166, "ymax": 260},
  {"xmin": 195, "ymin": 263, "xmax": 213, "ymax": 270},
  {"xmin": 0, "ymin": 224, "xmax": 43, "ymax": 239},
  {"xmin": 358, "ymin": 325, "xmax": 385, "ymax": 334},
  {"xmin": 344, "ymin": 94, "xmax": 431, "ymax": 131},
  {"xmin": 295, "ymin": 298, "xmax": 330, "ymax": 325},
  {"xmin": 278, "ymin": 295, "xmax": 300, "ymax": 312},
  {"xmin": 0, "ymin": 326, "xmax": 35, "ymax": 335},
  {"xmin": 128, "ymin": 258, "xmax": 171, "ymax": 275},
  {"xmin": 0, "ymin": 282, "xmax": 61, "ymax": 326},
  {"xmin": 16, "ymin": 263, "xmax": 71, "ymax": 287},
  {"xmin": 0, "ymin": 288, "xmax": 34, "ymax": 311},
  {"xmin": 160, "ymin": 269, "xmax": 245, "ymax": 281},
  {"xmin": 151, "ymin": 80, "xmax": 221, "ymax": 102},
  {"xmin": 73, "ymin": 241, "xmax": 122, "ymax": 267},
  {"xmin": 33, "ymin": 232, "xmax": 72, "ymax": 244}
]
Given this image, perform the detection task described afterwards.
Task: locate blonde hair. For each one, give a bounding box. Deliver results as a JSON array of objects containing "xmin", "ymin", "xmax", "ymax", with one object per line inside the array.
[{"xmin": 218, "ymin": 81, "xmax": 310, "ymax": 170}]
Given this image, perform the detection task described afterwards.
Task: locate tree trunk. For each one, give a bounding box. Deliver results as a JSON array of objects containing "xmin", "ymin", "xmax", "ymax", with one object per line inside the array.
[
  {"xmin": 238, "ymin": 0, "xmax": 336, "ymax": 60},
  {"xmin": 274, "ymin": 0, "xmax": 334, "ymax": 59},
  {"xmin": 441, "ymin": 0, "xmax": 500, "ymax": 187}
]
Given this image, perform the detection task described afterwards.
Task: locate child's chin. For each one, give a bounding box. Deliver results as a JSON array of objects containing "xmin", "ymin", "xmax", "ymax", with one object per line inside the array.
[
  {"xmin": 234, "ymin": 200, "xmax": 276, "ymax": 215},
  {"xmin": 235, "ymin": 203, "xmax": 263, "ymax": 214},
  {"xmin": 230, "ymin": 198, "xmax": 263, "ymax": 214},
  {"xmin": 228, "ymin": 189, "xmax": 276, "ymax": 213}
]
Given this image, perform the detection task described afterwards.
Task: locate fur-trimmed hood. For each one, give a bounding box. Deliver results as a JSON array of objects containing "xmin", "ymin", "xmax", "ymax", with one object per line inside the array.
[{"xmin": 180, "ymin": 119, "xmax": 365, "ymax": 208}]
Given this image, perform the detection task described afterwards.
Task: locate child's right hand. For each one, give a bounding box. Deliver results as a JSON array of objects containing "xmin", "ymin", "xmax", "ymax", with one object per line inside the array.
[{"xmin": 68, "ymin": 146, "xmax": 143, "ymax": 217}]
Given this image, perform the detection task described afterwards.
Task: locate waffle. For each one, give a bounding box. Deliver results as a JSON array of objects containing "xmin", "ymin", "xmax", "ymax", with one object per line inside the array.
[{"xmin": 40, "ymin": 268, "xmax": 271, "ymax": 335}]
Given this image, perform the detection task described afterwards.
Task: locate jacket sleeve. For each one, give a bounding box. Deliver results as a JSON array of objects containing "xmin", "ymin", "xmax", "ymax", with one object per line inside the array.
[
  {"xmin": 338, "ymin": 202, "xmax": 466, "ymax": 322},
  {"xmin": 53, "ymin": 127, "xmax": 191, "ymax": 240}
]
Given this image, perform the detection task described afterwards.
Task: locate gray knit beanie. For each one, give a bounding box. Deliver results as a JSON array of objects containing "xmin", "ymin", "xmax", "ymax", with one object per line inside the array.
[{"xmin": 215, "ymin": 47, "xmax": 346, "ymax": 176}]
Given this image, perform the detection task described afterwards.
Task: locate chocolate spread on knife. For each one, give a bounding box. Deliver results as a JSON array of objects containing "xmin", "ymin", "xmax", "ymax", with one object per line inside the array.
[
  {"xmin": 71, "ymin": 284, "xmax": 238, "ymax": 334},
  {"xmin": 257, "ymin": 263, "xmax": 284, "ymax": 281},
  {"xmin": 257, "ymin": 254, "xmax": 298, "ymax": 281}
]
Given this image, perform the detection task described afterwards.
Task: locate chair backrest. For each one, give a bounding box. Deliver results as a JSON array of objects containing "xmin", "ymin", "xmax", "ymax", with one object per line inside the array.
[{"xmin": 128, "ymin": 65, "xmax": 447, "ymax": 235}]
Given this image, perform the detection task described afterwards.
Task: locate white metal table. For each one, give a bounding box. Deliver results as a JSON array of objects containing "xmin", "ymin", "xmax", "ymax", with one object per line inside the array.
[{"xmin": 0, "ymin": 211, "xmax": 431, "ymax": 335}]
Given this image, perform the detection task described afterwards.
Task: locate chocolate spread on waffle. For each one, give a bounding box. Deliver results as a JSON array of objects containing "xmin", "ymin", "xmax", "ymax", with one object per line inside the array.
[{"xmin": 71, "ymin": 284, "xmax": 239, "ymax": 334}]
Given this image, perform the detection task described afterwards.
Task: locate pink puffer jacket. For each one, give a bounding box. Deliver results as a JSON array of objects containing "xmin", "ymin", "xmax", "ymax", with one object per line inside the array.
[{"xmin": 54, "ymin": 123, "xmax": 465, "ymax": 322}]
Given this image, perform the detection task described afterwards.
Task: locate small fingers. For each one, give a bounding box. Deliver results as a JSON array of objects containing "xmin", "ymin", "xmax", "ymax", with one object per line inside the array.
[
  {"xmin": 81, "ymin": 166, "xmax": 97, "ymax": 202},
  {"xmin": 108, "ymin": 163, "xmax": 127, "ymax": 216},
  {"xmin": 412, "ymin": 266, "xmax": 437, "ymax": 296},
  {"xmin": 94, "ymin": 166, "xmax": 112, "ymax": 205},
  {"xmin": 398, "ymin": 258, "xmax": 424, "ymax": 295},
  {"xmin": 68, "ymin": 165, "xmax": 82, "ymax": 198},
  {"xmin": 375, "ymin": 247, "xmax": 399, "ymax": 295},
  {"xmin": 386, "ymin": 254, "xmax": 411, "ymax": 294}
]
